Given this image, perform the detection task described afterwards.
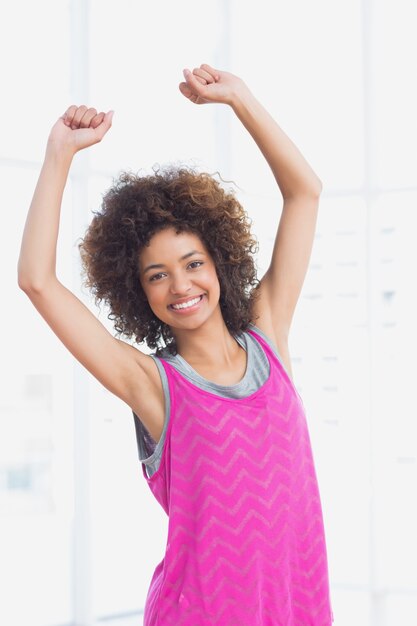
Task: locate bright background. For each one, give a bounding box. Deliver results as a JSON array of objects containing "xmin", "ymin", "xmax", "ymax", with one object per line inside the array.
[{"xmin": 1, "ymin": 1, "xmax": 416, "ymax": 625}]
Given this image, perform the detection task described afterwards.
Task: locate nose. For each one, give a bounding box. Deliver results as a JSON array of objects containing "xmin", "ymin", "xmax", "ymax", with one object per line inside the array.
[{"xmin": 169, "ymin": 271, "xmax": 193, "ymax": 295}]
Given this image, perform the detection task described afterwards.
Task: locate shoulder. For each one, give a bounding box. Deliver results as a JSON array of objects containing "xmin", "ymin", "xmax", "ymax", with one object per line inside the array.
[{"xmin": 113, "ymin": 338, "xmax": 169, "ymax": 399}]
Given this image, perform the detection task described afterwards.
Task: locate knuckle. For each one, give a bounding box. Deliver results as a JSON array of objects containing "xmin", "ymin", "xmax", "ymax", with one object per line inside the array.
[
  {"xmin": 91, "ymin": 113, "xmax": 104, "ymax": 128},
  {"xmin": 65, "ymin": 105, "xmax": 77, "ymax": 119}
]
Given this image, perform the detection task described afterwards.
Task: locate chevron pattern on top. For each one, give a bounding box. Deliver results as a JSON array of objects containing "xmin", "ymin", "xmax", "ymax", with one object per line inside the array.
[{"xmin": 141, "ymin": 328, "xmax": 334, "ymax": 625}]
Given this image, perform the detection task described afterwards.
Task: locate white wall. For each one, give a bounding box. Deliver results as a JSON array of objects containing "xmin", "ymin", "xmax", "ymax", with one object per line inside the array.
[{"xmin": 1, "ymin": 1, "xmax": 416, "ymax": 625}]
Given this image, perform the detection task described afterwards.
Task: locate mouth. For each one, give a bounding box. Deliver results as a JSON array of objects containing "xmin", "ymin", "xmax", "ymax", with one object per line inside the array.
[{"xmin": 168, "ymin": 294, "xmax": 204, "ymax": 313}]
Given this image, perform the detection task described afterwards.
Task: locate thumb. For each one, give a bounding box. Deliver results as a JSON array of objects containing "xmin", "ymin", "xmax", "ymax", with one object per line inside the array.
[
  {"xmin": 94, "ymin": 110, "xmax": 114, "ymax": 140},
  {"xmin": 183, "ymin": 69, "xmax": 210, "ymax": 97},
  {"xmin": 179, "ymin": 81, "xmax": 193, "ymax": 98}
]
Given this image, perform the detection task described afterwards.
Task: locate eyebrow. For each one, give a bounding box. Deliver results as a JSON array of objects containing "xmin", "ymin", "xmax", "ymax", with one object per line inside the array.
[{"xmin": 142, "ymin": 250, "xmax": 206, "ymax": 274}]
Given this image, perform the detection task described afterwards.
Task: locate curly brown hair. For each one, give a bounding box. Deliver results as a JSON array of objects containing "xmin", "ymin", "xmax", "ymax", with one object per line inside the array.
[{"xmin": 78, "ymin": 165, "xmax": 261, "ymax": 355}]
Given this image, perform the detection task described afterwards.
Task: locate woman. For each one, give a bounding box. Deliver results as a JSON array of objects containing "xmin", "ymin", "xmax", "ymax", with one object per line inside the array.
[{"xmin": 18, "ymin": 64, "xmax": 334, "ymax": 625}]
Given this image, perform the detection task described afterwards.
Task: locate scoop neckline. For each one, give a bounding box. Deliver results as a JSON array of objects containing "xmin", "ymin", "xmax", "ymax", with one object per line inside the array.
[
  {"xmin": 174, "ymin": 332, "xmax": 250, "ymax": 391},
  {"xmin": 163, "ymin": 335, "xmax": 273, "ymax": 405}
]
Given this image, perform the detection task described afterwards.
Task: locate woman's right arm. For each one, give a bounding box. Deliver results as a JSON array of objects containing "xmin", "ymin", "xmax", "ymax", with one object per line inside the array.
[{"xmin": 17, "ymin": 107, "xmax": 159, "ymax": 413}]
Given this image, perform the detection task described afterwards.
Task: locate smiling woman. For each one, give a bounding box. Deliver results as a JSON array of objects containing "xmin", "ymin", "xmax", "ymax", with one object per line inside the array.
[
  {"xmin": 18, "ymin": 63, "xmax": 333, "ymax": 625},
  {"xmin": 78, "ymin": 166, "xmax": 260, "ymax": 355}
]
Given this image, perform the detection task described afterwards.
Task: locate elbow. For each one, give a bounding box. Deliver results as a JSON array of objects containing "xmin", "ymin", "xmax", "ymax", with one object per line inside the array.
[
  {"xmin": 305, "ymin": 174, "xmax": 323, "ymax": 199},
  {"xmin": 17, "ymin": 260, "xmax": 56, "ymax": 293},
  {"xmin": 17, "ymin": 267, "xmax": 34, "ymax": 292},
  {"xmin": 17, "ymin": 273, "xmax": 30, "ymax": 292},
  {"xmin": 17, "ymin": 275, "xmax": 47, "ymax": 294},
  {"xmin": 283, "ymin": 178, "xmax": 323, "ymax": 202},
  {"xmin": 17, "ymin": 262, "xmax": 33, "ymax": 292},
  {"xmin": 307, "ymin": 176, "xmax": 323, "ymax": 199},
  {"xmin": 18, "ymin": 277, "xmax": 36, "ymax": 294}
]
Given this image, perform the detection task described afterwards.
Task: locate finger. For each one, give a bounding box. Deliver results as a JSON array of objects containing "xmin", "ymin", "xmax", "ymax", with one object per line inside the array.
[
  {"xmin": 93, "ymin": 110, "xmax": 114, "ymax": 141},
  {"xmin": 79, "ymin": 107, "xmax": 98, "ymax": 128},
  {"xmin": 200, "ymin": 63, "xmax": 221, "ymax": 81},
  {"xmin": 71, "ymin": 105, "xmax": 88, "ymax": 129},
  {"xmin": 62, "ymin": 105, "xmax": 78, "ymax": 127},
  {"xmin": 194, "ymin": 75, "xmax": 208, "ymax": 86},
  {"xmin": 179, "ymin": 82, "xmax": 202, "ymax": 105},
  {"xmin": 90, "ymin": 112, "xmax": 105, "ymax": 129},
  {"xmin": 183, "ymin": 69, "xmax": 209, "ymax": 98},
  {"xmin": 193, "ymin": 67, "xmax": 214, "ymax": 84},
  {"xmin": 179, "ymin": 78, "xmax": 209, "ymax": 104}
]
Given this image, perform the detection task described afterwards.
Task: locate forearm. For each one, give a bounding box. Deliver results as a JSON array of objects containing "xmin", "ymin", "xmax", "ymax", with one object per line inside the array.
[
  {"xmin": 17, "ymin": 145, "xmax": 73, "ymax": 290},
  {"xmin": 230, "ymin": 84, "xmax": 322, "ymax": 199}
]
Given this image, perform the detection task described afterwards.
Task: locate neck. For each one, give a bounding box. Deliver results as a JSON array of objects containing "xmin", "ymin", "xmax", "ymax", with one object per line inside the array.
[{"xmin": 171, "ymin": 309, "xmax": 243, "ymax": 368}]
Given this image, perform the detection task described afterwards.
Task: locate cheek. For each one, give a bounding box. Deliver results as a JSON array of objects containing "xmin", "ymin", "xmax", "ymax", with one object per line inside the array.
[
  {"xmin": 145, "ymin": 288, "xmax": 162, "ymax": 306},
  {"xmin": 206, "ymin": 270, "xmax": 221, "ymax": 298},
  {"xmin": 139, "ymin": 280, "xmax": 158, "ymax": 306},
  {"xmin": 144, "ymin": 284, "xmax": 171, "ymax": 311},
  {"xmin": 205, "ymin": 263, "xmax": 219, "ymax": 281},
  {"xmin": 211, "ymin": 267, "xmax": 221, "ymax": 287}
]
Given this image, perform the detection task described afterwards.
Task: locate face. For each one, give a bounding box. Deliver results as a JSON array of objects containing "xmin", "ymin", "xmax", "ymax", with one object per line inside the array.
[{"xmin": 138, "ymin": 228, "xmax": 221, "ymax": 331}]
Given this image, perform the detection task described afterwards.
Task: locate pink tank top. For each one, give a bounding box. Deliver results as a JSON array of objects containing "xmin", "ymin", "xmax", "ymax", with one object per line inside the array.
[{"xmin": 141, "ymin": 328, "xmax": 334, "ymax": 625}]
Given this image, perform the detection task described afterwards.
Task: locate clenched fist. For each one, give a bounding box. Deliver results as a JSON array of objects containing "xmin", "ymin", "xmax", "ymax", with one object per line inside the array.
[
  {"xmin": 47, "ymin": 105, "xmax": 114, "ymax": 156},
  {"xmin": 179, "ymin": 63, "xmax": 246, "ymax": 107}
]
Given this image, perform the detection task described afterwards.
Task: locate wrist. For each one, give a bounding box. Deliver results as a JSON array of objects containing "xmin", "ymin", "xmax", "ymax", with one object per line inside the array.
[
  {"xmin": 45, "ymin": 140, "xmax": 75, "ymax": 166},
  {"xmin": 229, "ymin": 79, "xmax": 253, "ymax": 110}
]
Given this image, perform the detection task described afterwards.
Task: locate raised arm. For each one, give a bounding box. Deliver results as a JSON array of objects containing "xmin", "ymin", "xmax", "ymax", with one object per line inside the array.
[
  {"xmin": 179, "ymin": 65, "xmax": 321, "ymax": 373},
  {"xmin": 17, "ymin": 107, "xmax": 163, "ymax": 436},
  {"xmin": 18, "ymin": 105, "xmax": 113, "ymax": 289}
]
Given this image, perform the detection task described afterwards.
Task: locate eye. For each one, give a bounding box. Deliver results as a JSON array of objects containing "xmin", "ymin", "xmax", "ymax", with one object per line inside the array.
[
  {"xmin": 148, "ymin": 261, "xmax": 203, "ymax": 282},
  {"xmin": 149, "ymin": 272, "xmax": 165, "ymax": 282}
]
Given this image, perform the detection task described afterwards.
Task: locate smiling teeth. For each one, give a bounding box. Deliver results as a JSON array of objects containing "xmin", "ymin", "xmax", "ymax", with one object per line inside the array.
[{"xmin": 171, "ymin": 296, "xmax": 202, "ymax": 310}]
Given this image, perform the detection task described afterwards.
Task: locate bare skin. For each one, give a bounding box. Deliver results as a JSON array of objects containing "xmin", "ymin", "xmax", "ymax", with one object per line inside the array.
[
  {"xmin": 18, "ymin": 64, "xmax": 322, "ymax": 445},
  {"xmin": 138, "ymin": 227, "xmax": 248, "ymax": 384}
]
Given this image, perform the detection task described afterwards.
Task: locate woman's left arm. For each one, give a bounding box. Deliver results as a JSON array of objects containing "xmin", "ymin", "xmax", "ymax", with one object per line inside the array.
[{"xmin": 180, "ymin": 64, "xmax": 322, "ymax": 342}]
